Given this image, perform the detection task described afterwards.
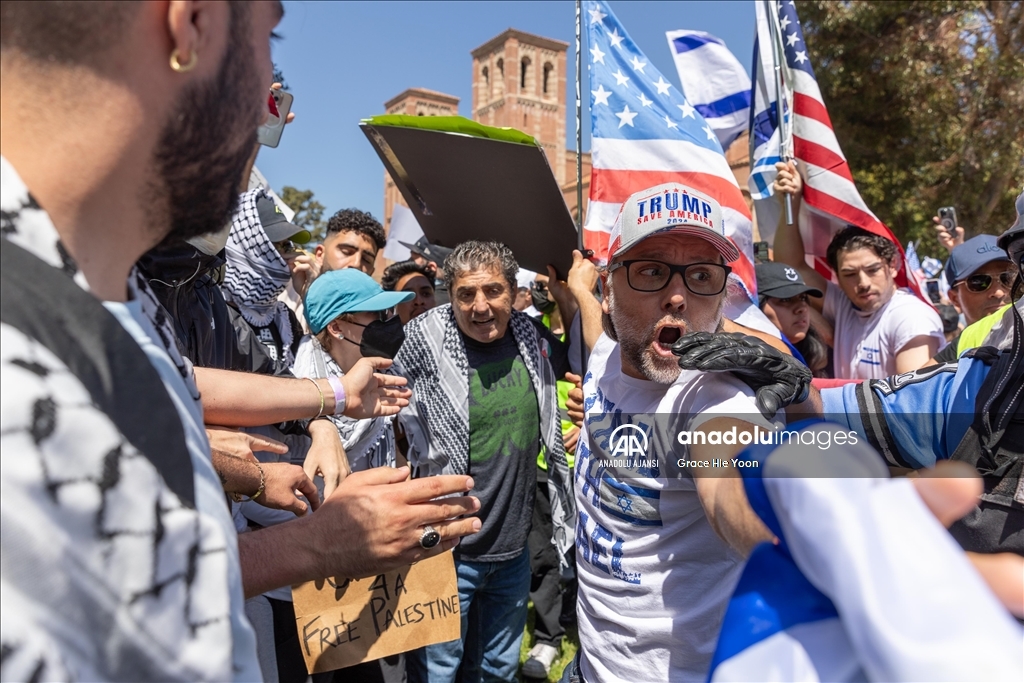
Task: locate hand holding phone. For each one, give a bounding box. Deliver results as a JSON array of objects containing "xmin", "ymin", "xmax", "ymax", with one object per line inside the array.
[
  {"xmin": 937, "ymin": 207, "xmax": 958, "ymax": 234},
  {"xmin": 258, "ymin": 88, "xmax": 294, "ymax": 148},
  {"xmin": 934, "ymin": 207, "xmax": 964, "ymax": 252}
]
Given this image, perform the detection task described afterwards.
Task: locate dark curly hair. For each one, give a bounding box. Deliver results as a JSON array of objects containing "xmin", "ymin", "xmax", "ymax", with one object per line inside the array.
[
  {"xmin": 826, "ymin": 226, "xmax": 898, "ymax": 272},
  {"xmin": 381, "ymin": 260, "xmax": 434, "ymax": 292},
  {"xmin": 325, "ymin": 208, "xmax": 386, "ymax": 251},
  {"xmin": 442, "ymin": 240, "xmax": 518, "ymax": 293}
]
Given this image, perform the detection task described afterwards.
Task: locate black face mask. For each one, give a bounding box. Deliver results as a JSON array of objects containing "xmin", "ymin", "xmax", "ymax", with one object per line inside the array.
[
  {"xmin": 531, "ymin": 288, "xmax": 557, "ymax": 314},
  {"xmin": 343, "ymin": 315, "xmax": 406, "ymax": 359}
]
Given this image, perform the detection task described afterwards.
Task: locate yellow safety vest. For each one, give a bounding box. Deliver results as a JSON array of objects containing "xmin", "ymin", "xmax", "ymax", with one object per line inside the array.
[{"xmin": 957, "ymin": 304, "xmax": 1012, "ymax": 356}]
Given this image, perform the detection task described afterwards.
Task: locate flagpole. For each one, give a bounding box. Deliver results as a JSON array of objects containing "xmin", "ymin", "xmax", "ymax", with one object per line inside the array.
[
  {"xmin": 765, "ymin": 0, "xmax": 794, "ymax": 225},
  {"xmin": 575, "ymin": 0, "xmax": 584, "ymax": 249}
]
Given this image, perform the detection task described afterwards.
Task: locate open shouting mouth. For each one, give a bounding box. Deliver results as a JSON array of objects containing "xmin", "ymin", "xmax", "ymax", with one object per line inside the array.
[{"xmin": 652, "ymin": 323, "xmax": 685, "ymax": 356}]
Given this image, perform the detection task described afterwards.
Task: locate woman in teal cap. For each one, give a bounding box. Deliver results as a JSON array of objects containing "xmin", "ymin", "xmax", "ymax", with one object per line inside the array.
[
  {"xmin": 290, "ymin": 271, "xmax": 414, "ymax": 683},
  {"xmin": 293, "ymin": 268, "xmax": 414, "ymax": 474}
]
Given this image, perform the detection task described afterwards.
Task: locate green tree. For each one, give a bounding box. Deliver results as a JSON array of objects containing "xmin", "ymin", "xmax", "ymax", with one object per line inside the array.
[
  {"xmin": 798, "ymin": 1, "xmax": 1023, "ymax": 258},
  {"xmin": 279, "ymin": 186, "xmax": 326, "ymax": 242}
]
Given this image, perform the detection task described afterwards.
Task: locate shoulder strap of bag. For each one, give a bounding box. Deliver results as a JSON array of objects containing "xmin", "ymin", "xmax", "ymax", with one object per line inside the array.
[{"xmin": 0, "ymin": 239, "xmax": 195, "ymax": 507}]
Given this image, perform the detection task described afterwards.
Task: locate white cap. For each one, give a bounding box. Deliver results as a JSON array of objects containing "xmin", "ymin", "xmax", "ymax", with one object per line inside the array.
[{"xmin": 609, "ymin": 182, "xmax": 739, "ymax": 262}]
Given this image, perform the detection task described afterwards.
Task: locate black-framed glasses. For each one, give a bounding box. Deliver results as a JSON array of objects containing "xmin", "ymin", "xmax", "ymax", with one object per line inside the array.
[
  {"xmin": 608, "ymin": 260, "xmax": 732, "ymax": 295},
  {"xmin": 957, "ymin": 270, "xmax": 1015, "ymax": 293}
]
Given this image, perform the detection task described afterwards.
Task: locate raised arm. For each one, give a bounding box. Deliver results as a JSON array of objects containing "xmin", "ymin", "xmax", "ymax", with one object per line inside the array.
[
  {"xmin": 691, "ymin": 418, "xmax": 775, "ymax": 557},
  {"xmin": 772, "ymin": 161, "xmax": 828, "ymax": 310},
  {"xmin": 566, "ymin": 250, "xmax": 604, "ymax": 353},
  {"xmin": 195, "ymin": 357, "xmax": 411, "ymax": 426}
]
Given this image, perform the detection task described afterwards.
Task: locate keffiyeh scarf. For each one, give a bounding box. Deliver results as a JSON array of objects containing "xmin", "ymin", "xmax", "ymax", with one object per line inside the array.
[
  {"xmin": 292, "ymin": 337, "xmax": 397, "ymax": 471},
  {"xmin": 394, "ymin": 305, "xmax": 577, "ymax": 563},
  {"xmin": 0, "ymin": 156, "xmax": 236, "ymax": 681},
  {"xmin": 221, "ymin": 188, "xmax": 295, "ymax": 365}
]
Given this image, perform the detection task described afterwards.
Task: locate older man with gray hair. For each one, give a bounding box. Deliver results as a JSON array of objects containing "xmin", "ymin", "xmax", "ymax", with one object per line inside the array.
[{"xmin": 395, "ymin": 240, "xmax": 575, "ymax": 682}]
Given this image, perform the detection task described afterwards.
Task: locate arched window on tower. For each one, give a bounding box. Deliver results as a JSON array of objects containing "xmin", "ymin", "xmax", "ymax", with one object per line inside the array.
[
  {"xmin": 497, "ymin": 58, "xmax": 504, "ymax": 78},
  {"xmin": 520, "ymin": 56, "xmax": 531, "ymax": 91},
  {"xmin": 543, "ymin": 62, "xmax": 554, "ymax": 95}
]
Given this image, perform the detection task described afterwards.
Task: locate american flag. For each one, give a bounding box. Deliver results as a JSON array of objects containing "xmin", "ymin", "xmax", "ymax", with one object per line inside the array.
[
  {"xmin": 582, "ymin": 0, "xmax": 757, "ymax": 301},
  {"xmin": 751, "ymin": 0, "xmax": 926, "ymax": 300}
]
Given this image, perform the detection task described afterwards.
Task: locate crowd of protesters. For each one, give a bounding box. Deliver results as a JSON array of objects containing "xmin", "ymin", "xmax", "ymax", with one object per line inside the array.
[{"xmin": 1, "ymin": 3, "xmax": 1021, "ymax": 683}]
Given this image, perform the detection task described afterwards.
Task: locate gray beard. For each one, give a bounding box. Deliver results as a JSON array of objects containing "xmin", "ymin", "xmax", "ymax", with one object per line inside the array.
[{"xmin": 607, "ymin": 282, "xmax": 723, "ymax": 385}]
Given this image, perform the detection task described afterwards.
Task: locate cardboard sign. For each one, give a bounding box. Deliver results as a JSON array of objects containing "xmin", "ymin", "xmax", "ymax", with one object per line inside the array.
[
  {"xmin": 291, "ymin": 552, "xmax": 461, "ymax": 674},
  {"xmin": 361, "ymin": 116, "xmax": 580, "ymax": 279}
]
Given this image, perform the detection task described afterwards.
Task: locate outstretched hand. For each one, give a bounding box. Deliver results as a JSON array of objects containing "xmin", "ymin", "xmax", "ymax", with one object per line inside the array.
[
  {"xmin": 258, "ymin": 463, "xmax": 320, "ymax": 516},
  {"xmin": 207, "ymin": 426, "xmax": 288, "ymax": 462},
  {"xmin": 673, "ymin": 331, "xmax": 811, "ymax": 419},
  {"xmin": 341, "ymin": 357, "xmax": 412, "ymax": 418}
]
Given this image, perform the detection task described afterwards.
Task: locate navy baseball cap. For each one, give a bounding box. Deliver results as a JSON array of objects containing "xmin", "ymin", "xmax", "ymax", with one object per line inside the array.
[
  {"xmin": 944, "ymin": 234, "xmax": 1010, "ymax": 286},
  {"xmin": 399, "ymin": 236, "xmax": 453, "ymax": 263},
  {"xmin": 756, "ymin": 262, "xmax": 823, "ymax": 302}
]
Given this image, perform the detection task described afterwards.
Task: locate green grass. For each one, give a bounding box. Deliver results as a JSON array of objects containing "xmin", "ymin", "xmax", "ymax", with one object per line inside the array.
[{"xmin": 517, "ymin": 601, "xmax": 578, "ymax": 682}]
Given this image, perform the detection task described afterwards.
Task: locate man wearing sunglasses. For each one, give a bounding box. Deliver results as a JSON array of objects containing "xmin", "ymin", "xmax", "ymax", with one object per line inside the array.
[
  {"xmin": 570, "ymin": 183, "xmax": 780, "ymax": 682},
  {"xmin": 932, "ymin": 235, "xmax": 1014, "ymax": 364}
]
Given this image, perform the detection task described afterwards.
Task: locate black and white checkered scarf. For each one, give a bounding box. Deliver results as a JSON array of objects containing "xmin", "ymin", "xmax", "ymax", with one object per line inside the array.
[
  {"xmin": 394, "ymin": 304, "xmax": 577, "ymax": 564},
  {"xmin": 221, "ymin": 188, "xmax": 294, "ymax": 364}
]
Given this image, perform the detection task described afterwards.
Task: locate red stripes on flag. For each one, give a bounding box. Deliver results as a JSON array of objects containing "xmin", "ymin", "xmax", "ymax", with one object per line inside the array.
[
  {"xmin": 590, "ymin": 169, "xmax": 752, "ymax": 216},
  {"xmin": 793, "ymin": 137, "xmax": 854, "ymax": 182},
  {"xmin": 788, "ymin": 73, "xmax": 926, "ymax": 300},
  {"xmin": 792, "ymin": 92, "xmax": 835, "ymax": 129}
]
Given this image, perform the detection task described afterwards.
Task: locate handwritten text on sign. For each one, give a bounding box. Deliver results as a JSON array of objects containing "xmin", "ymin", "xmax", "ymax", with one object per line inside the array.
[{"xmin": 292, "ymin": 551, "xmax": 461, "ymax": 673}]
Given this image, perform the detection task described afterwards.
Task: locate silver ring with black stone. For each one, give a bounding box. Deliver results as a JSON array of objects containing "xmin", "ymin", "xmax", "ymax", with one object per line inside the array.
[{"xmin": 419, "ymin": 525, "xmax": 441, "ymax": 549}]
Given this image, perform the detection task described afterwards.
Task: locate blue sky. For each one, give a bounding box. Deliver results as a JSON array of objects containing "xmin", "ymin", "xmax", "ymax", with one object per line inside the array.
[{"xmin": 258, "ymin": 1, "xmax": 755, "ymax": 221}]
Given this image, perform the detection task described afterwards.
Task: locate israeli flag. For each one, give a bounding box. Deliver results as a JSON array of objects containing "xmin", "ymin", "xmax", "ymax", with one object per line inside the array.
[
  {"xmin": 709, "ymin": 422, "xmax": 1023, "ymax": 682},
  {"xmin": 748, "ymin": 2, "xmax": 786, "ymax": 243},
  {"xmin": 665, "ymin": 30, "xmax": 751, "ymax": 149}
]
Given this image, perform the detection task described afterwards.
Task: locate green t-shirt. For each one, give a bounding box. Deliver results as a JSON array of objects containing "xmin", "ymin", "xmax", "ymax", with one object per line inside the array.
[{"xmin": 458, "ymin": 330, "xmax": 540, "ymax": 561}]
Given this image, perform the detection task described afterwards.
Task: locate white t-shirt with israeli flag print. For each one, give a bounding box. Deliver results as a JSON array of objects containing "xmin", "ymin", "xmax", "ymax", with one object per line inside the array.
[
  {"xmin": 574, "ymin": 334, "xmax": 779, "ymax": 683},
  {"xmin": 824, "ymin": 282, "xmax": 944, "ymax": 380}
]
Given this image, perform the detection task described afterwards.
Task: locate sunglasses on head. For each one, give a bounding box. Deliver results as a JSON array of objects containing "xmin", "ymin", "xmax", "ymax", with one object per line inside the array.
[{"xmin": 956, "ymin": 270, "xmax": 1015, "ymax": 293}]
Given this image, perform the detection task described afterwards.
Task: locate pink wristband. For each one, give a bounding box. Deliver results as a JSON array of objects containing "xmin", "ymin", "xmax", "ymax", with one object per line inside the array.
[{"xmin": 327, "ymin": 376, "xmax": 347, "ymax": 415}]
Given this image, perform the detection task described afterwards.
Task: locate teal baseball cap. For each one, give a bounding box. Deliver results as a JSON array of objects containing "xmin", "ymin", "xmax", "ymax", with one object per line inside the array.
[{"xmin": 304, "ymin": 268, "xmax": 413, "ymax": 334}]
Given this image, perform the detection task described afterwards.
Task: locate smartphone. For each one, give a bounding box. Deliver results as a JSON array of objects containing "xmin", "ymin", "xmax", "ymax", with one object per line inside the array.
[
  {"xmin": 754, "ymin": 241, "xmax": 770, "ymax": 264},
  {"xmin": 925, "ymin": 278, "xmax": 941, "ymax": 304},
  {"xmin": 937, "ymin": 206, "xmax": 958, "ymax": 235},
  {"xmin": 257, "ymin": 89, "xmax": 294, "ymax": 148}
]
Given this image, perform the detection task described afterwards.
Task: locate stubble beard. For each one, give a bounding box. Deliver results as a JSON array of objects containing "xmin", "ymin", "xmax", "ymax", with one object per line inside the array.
[
  {"xmin": 145, "ymin": 4, "xmax": 265, "ymax": 247},
  {"xmin": 608, "ymin": 282, "xmax": 724, "ymax": 385}
]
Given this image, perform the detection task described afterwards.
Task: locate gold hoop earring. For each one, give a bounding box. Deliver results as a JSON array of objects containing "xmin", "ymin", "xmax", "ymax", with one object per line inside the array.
[{"xmin": 169, "ymin": 49, "xmax": 198, "ymax": 73}]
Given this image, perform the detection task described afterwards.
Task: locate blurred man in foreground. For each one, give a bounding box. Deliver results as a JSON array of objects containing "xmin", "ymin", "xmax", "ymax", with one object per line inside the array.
[{"xmin": 0, "ymin": 2, "xmax": 478, "ymax": 679}]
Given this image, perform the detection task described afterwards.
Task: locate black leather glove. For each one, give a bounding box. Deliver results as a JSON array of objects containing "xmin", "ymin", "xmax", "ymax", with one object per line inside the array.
[{"xmin": 672, "ymin": 332, "xmax": 812, "ymax": 419}]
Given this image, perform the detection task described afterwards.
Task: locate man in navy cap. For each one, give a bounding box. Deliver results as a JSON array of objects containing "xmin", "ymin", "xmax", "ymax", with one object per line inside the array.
[{"xmin": 932, "ymin": 235, "xmax": 1014, "ymax": 363}]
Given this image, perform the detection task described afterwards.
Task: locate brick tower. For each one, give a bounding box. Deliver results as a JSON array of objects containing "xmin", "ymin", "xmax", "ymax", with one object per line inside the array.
[
  {"xmin": 471, "ymin": 29, "xmax": 569, "ymax": 187},
  {"xmin": 380, "ymin": 88, "xmax": 460, "ymax": 237}
]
